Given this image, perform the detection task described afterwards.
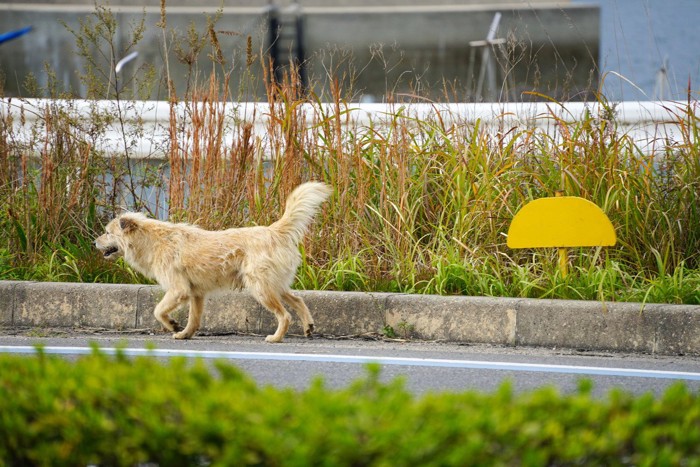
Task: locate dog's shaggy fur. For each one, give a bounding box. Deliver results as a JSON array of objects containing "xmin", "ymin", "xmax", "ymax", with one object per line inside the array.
[{"xmin": 95, "ymin": 182, "xmax": 332, "ymax": 342}]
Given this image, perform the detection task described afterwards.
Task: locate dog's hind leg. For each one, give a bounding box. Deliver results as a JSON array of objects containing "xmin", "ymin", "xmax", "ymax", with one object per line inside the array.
[
  {"xmin": 173, "ymin": 295, "xmax": 204, "ymax": 340},
  {"xmin": 282, "ymin": 291, "xmax": 314, "ymax": 337},
  {"xmin": 253, "ymin": 291, "xmax": 292, "ymax": 343},
  {"xmin": 153, "ymin": 289, "xmax": 189, "ymax": 333}
]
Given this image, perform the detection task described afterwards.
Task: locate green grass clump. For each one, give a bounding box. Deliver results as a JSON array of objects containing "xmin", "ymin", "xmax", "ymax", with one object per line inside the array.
[{"xmin": 1, "ymin": 350, "xmax": 700, "ymax": 465}]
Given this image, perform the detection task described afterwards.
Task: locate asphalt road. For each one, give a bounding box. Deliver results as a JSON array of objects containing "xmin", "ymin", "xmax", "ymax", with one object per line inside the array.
[{"xmin": 1, "ymin": 331, "xmax": 700, "ymax": 397}]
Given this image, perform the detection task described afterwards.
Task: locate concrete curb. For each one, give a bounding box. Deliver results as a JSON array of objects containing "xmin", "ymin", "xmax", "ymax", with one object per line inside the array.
[{"xmin": 2, "ymin": 280, "xmax": 700, "ymax": 356}]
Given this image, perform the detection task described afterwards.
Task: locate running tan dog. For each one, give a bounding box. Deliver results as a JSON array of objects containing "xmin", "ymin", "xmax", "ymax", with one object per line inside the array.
[{"xmin": 95, "ymin": 182, "xmax": 331, "ymax": 342}]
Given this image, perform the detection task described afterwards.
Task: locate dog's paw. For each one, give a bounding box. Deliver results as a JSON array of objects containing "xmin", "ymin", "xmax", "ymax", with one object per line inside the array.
[
  {"xmin": 305, "ymin": 323, "xmax": 315, "ymax": 338},
  {"xmin": 173, "ymin": 331, "xmax": 191, "ymax": 340},
  {"xmin": 169, "ymin": 319, "xmax": 183, "ymax": 332},
  {"xmin": 265, "ymin": 334, "xmax": 283, "ymax": 343}
]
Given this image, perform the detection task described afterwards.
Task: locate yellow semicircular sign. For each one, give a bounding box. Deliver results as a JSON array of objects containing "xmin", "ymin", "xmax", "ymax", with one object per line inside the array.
[{"xmin": 507, "ymin": 196, "xmax": 616, "ymax": 249}]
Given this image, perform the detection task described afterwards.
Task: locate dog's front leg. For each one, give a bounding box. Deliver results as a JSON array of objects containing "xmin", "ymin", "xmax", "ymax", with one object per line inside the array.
[
  {"xmin": 173, "ymin": 295, "xmax": 204, "ymax": 340},
  {"xmin": 153, "ymin": 289, "xmax": 188, "ymax": 333}
]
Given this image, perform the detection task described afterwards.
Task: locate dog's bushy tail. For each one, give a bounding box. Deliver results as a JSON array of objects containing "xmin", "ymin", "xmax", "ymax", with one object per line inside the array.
[{"xmin": 271, "ymin": 182, "xmax": 332, "ymax": 244}]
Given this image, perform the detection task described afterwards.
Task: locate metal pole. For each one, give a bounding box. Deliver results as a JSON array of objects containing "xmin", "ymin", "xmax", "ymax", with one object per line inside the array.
[
  {"xmin": 474, "ymin": 12, "xmax": 501, "ymax": 101},
  {"xmin": 294, "ymin": 5, "xmax": 307, "ymax": 91},
  {"xmin": 267, "ymin": 4, "xmax": 281, "ymax": 83},
  {"xmin": 555, "ymin": 190, "xmax": 568, "ymax": 278}
]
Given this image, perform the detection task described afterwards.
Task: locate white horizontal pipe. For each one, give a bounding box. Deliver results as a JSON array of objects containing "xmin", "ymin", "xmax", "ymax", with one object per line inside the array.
[{"xmin": 1, "ymin": 98, "xmax": 693, "ymax": 158}]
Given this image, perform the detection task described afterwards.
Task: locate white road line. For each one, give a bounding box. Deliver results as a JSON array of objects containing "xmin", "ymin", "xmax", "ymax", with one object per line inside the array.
[{"xmin": 1, "ymin": 345, "xmax": 699, "ymax": 381}]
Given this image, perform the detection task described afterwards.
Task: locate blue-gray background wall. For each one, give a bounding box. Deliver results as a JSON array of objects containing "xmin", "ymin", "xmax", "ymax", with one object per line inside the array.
[{"xmin": 0, "ymin": 1, "xmax": 602, "ymax": 102}]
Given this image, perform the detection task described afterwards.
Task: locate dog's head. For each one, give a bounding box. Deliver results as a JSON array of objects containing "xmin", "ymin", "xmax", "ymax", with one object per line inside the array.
[{"xmin": 95, "ymin": 213, "xmax": 142, "ymax": 260}]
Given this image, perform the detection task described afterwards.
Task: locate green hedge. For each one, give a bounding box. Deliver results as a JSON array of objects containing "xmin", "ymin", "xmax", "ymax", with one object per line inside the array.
[{"xmin": 1, "ymin": 349, "xmax": 699, "ymax": 466}]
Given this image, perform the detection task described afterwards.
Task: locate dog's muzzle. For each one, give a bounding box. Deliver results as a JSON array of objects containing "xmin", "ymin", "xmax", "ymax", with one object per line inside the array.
[
  {"xmin": 95, "ymin": 237, "xmax": 121, "ymax": 259},
  {"xmin": 101, "ymin": 246, "xmax": 120, "ymax": 259}
]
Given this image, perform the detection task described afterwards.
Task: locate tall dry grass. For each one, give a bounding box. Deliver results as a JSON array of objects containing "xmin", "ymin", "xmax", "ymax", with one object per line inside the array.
[
  {"xmin": 1, "ymin": 3, "xmax": 700, "ymax": 303},
  {"xmin": 152, "ymin": 66, "xmax": 700, "ymax": 303},
  {"xmin": 3, "ymin": 72, "xmax": 700, "ymax": 303}
]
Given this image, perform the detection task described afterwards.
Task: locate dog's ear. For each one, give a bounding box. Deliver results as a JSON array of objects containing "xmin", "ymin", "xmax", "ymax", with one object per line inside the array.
[{"xmin": 119, "ymin": 217, "xmax": 138, "ymax": 234}]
